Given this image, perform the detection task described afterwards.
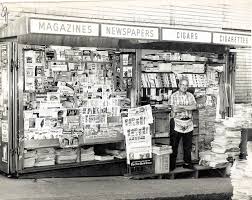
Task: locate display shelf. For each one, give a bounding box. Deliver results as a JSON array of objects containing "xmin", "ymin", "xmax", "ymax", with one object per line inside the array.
[
  {"xmin": 24, "ymin": 139, "xmax": 60, "ymax": 150},
  {"xmin": 141, "ymin": 86, "xmax": 206, "ymax": 88},
  {"xmin": 47, "ymin": 60, "xmax": 111, "ymax": 64},
  {"xmin": 206, "ymin": 62, "xmax": 226, "ymax": 65},
  {"xmin": 141, "ymin": 71, "xmax": 205, "ymax": 74},
  {"xmin": 79, "ymin": 139, "xmax": 125, "ymax": 146},
  {"xmin": 24, "ymin": 139, "xmax": 125, "ymax": 150},
  {"xmin": 141, "ymin": 59, "xmax": 206, "ymax": 63},
  {"xmin": 141, "ymin": 86, "xmax": 177, "ymax": 88},
  {"xmin": 152, "ymin": 133, "xmax": 199, "ymax": 139},
  {"xmin": 83, "ymin": 61, "xmax": 111, "ymax": 64},
  {"xmin": 22, "ymin": 158, "xmax": 126, "ymax": 173}
]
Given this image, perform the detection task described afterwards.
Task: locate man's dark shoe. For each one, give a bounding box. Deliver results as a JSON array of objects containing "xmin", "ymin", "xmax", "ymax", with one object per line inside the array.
[{"xmin": 182, "ymin": 163, "xmax": 195, "ymax": 170}]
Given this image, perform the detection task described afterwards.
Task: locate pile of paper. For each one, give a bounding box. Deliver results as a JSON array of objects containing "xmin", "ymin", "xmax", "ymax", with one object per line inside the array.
[
  {"xmin": 104, "ymin": 149, "xmax": 126, "ymax": 159},
  {"xmin": 35, "ymin": 148, "xmax": 55, "ymax": 167},
  {"xmin": 56, "ymin": 148, "xmax": 77, "ymax": 164},
  {"xmin": 80, "ymin": 147, "xmax": 95, "ymax": 162},
  {"xmin": 23, "ymin": 150, "xmax": 36, "ymax": 168},
  {"xmin": 94, "ymin": 155, "xmax": 114, "ymax": 161},
  {"xmin": 199, "ymin": 150, "xmax": 228, "ymax": 168},
  {"xmin": 231, "ymin": 142, "xmax": 252, "ymax": 200},
  {"xmin": 213, "ymin": 119, "xmax": 241, "ymax": 155},
  {"xmin": 199, "ymin": 118, "xmax": 241, "ymax": 168}
]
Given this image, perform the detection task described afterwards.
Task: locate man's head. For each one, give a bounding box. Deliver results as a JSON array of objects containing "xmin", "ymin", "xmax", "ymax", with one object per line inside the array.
[{"xmin": 178, "ymin": 78, "xmax": 189, "ymax": 93}]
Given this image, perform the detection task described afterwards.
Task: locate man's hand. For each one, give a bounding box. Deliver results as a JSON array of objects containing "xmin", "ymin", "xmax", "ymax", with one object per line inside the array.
[
  {"xmin": 179, "ymin": 104, "xmax": 197, "ymax": 111},
  {"xmin": 172, "ymin": 106, "xmax": 186, "ymax": 113}
]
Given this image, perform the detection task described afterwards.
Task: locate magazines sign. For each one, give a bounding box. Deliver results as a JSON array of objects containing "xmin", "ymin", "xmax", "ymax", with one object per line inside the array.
[
  {"xmin": 123, "ymin": 105, "xmax": 153, "ymax": 165},
  {"xmin": 29, "ymin": 18, "xmax": 99, "ymax": 36}
]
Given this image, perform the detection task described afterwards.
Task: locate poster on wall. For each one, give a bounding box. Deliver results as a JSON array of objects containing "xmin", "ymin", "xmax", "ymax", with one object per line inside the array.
[{"xmin": 1, "ymin": 121, "xmax": 8, "ymax": 143}]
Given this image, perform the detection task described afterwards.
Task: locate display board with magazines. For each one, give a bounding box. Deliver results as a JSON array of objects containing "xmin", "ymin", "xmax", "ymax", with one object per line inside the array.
[{"xmin": 21, "ymin": 46, "xmax": 133, "ymax": 169}]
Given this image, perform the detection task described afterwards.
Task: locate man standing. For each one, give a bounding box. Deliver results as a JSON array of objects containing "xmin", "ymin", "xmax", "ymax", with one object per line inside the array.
[{"xmin": 168, "ymin": 78, "xmax": 197, "ymax": 170}]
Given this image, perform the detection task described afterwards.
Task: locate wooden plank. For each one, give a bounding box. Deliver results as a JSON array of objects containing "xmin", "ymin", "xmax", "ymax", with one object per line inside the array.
[{"xmin": 21, "ymin": 159, "xmax": 126, "ymax": 174}]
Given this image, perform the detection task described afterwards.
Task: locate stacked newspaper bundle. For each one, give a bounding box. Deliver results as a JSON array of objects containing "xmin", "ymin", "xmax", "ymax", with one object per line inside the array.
[
  {"xmin": 199, "ymin": 150, "xmax": 229, "ymax": 168},
  {"xmin": 199, "ymin": 118, "xmax": 241, "ymax": 167},
  {"xmin": 212, "ymin": 126, "xmax": 240, "ymax": 156},
  {"xmin": 231, "ymin": 142, "xmax": 252, "ymax": 200},
  {"xmin": 105, "ymin": 149, "xmax": 126, "ymax": 159},
  {"xmin": 35, "ymin": 148, "xmax": 55, "ymax": 167},
  {"xmin": 94, "ymin": 155, "xmax": 114, "ymax": 161},
  {"xmin": 80, "ymin": 147, "xmax": 95, "ymax": 162},
  {"xmin": 56, "ymin": 148, "xmax": 77, "ymax": 164},
  {"xmin": 23, "ymin": 150, "xmax": 36, "ymax": 168}
]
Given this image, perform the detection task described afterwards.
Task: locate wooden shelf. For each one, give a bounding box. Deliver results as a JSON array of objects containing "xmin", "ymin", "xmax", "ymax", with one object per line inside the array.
[
  {"xmin": 141, "ymin": 59, "xmax": 206, "ymax": 63},
  {"xmin": 21, "ymin": 159, "xmax": 126, "ymax": 173},
  {"xmin": 141, "ymin": 87, "xmax": 177, "ymax": 88},
  {"xmin": 47, "ymin": 60, "xmax": 111, "ymax": 64},
  {"xmin": 141, "ymin": 71, "xmax": 173, "ymax": 73},
  {"xmin": 141, "ymin": 71, "xmax": 205, "ymax": 74},
  {"xmin": 152, "ymin": 133, "xmax": 199, "ymax": 139},
  {"xmin": 80, "ymin": 139, "xmax": 124, "ymax": 146},
  {"xmin": 207, "ymin": 62, "xmax": 226, "ymax": 65},
  {"xmin": 141, "ymin": 87, "xmax": 206, "ymax": 88},
  {"xmin": 24, "ymin": 139, "xmax": 125, "ymax": 150}
]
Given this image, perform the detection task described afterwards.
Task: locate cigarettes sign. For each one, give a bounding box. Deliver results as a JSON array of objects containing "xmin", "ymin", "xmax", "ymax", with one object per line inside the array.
[{"xmin": 213, "ymin": 33, "xmax": 251, "ymax": 46}]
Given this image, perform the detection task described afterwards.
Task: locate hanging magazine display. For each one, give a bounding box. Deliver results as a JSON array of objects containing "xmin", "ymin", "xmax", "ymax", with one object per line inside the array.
[{"xmin": 22, "ymin": 46, "xmax": 128, "ymax": 168}]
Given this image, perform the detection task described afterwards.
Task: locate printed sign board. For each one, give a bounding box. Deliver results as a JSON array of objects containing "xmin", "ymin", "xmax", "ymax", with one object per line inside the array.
[
  {"xmin": 213, "ymin": 33, "xmax": 251, "ymax": 46},
  {"xmin": 162, "ymin": 28, "xmax": 211, "ymax": 43},
  {"xmin": 101, "ymin": 24, "xmax": 159, "ymax": 40},
  {"xmin": 30, "ymin": 18, "xmax": 99, "ymax": 36}
]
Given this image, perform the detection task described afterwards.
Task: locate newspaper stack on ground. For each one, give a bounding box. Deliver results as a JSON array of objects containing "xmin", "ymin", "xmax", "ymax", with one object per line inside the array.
[
  {"xmin": 231, "ymin": 142, "xmax": 252, "ymax": 200},
  {"xmin": 199, "ymin": 118, "xmax": 241, "ymax": 167}
]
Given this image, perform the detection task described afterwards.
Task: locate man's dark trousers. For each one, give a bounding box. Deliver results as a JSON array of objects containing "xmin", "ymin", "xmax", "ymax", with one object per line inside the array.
[{"xmin": 169, "ymin": 118, "xmax": 193, "ymax": 170}]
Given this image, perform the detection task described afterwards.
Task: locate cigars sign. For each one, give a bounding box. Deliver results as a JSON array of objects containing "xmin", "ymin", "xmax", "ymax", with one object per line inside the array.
[
  {"xmin": 28, "ymin": 18, "xmax": 251, "ymax": 46},
  {"xmin": 162, "ymin": 28, "xmax": 212, "ymax": 43}
]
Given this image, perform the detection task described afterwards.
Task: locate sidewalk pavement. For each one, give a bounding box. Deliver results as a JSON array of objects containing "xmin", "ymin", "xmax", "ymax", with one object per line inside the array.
[{"xmin": 0, "ymin": 175, "xmax": 233, "ymax": 200}]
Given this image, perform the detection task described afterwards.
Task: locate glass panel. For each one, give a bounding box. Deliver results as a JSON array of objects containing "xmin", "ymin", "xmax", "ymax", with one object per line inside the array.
[
  {"xmin": 21, "ymin": 46, "xmax": 128, "ymax": 169},
  {"xmin": 0, "ymin": 43, "xmax": 10, "ymax": 172}
]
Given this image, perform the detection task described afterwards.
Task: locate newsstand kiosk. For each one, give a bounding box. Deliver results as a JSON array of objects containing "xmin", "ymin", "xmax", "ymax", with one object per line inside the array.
[{"xmin": 0, "ymin": 16, "xmax": 251, "ymax": 178}]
